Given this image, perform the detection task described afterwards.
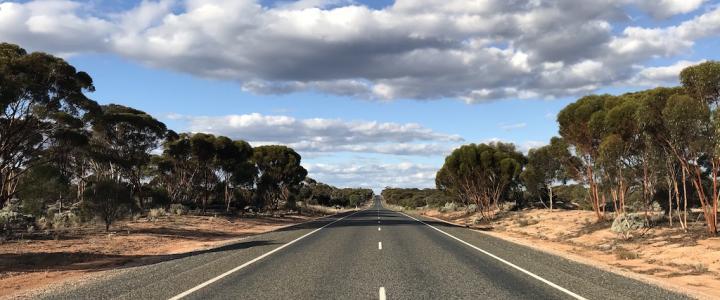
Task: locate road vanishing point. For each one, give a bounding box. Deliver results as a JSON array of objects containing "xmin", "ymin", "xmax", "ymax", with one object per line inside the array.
[{"xmin": 43, "ymin": 199, "xmax": 689, "ymax": 300}]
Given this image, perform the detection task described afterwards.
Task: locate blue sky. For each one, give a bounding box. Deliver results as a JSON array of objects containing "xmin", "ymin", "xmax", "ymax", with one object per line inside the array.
[{"xmin": 2, "ymin": 0, "xmax": 720, "ymax": 191}]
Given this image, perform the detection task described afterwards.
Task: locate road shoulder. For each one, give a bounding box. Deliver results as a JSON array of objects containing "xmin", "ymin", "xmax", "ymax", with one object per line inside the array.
[{"xmin": 403, "ymin": 210, "xmax": 711, "ymax": 300}]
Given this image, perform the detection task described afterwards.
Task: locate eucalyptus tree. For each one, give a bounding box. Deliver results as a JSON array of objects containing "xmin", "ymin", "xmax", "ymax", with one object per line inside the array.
[
  {"xmin": 214, "ymin": 136, "xmax": 255, "ymax": 211},
  {"xmin": 597, "ymin": 95, "xmax": 645, "ymax": 214},
  {"xmin": 680, "ymin": 61, "xmax": 720, "ymax": 106},
  {"xmin": 90, "ymin": 104, "xmax": 167, "ymax": 208},
  {"xmin": 190, "ymin": 133, "xmax": 219, "ymax": 212},
  {"xmin": 253, "ymin": 145, "xmax": 307, "ymax": 210},
  {"xmin": 636, "ymin": 87, "xmax": 687, "ymax": 227},
  {"xmin": 0, "ymin": 43, "xmax": 99, "ymax": 207},
  {"xmin": 522, "ymin": 137, "xmax": 572, "ymax": 210},
  {"xmin": 557, "ymin": 95, "xmax": 610, "ymax": 220},
  {"xmin": 436, "ymin": 142, "xmax": 525, "ymax": 218},
  {"xmin": 663, "ymin": 94, "xmax": 715, "ymax": 233},
  {"xmin": 156, "ymin": 132, "xmax": 197, "ymax": 205},
  {"xmin": 678, "ymin": 61, "xmax": 720, "ymax": 234}
]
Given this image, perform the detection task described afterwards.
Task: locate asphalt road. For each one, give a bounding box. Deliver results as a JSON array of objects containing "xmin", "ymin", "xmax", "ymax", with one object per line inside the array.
[{"xmin": 41, "ymin": 199, "xmax": 690, "ymax": 300}]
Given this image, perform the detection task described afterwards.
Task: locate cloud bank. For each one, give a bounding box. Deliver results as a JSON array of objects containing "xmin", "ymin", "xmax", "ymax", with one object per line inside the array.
[
  {"xmin": 170, "ymin": 112, "xmax": 464, "ymax": 156},
  {"xmin": 1, "ymin": 0, "xmax": 718, "ymax": 102}
]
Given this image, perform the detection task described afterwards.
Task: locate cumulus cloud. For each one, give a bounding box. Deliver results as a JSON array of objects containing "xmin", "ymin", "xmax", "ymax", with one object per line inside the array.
[
  {"xmin": 305, "ymin": 162, "xmax": 439, "ymax": 191},
  {"xmin": 0, "ymin": 0, "xmax": 717, "ymax": 102},
  {"xmin": 631, "ymin": 0, "xmax": 707, "ymax": 19},
  {"xmin": 169, "ymin": 113, "xmax": 464, "ymax": 156},
  {"xmin": 629, "ymin": 60, "xmax": 706, "ymax": 86}
]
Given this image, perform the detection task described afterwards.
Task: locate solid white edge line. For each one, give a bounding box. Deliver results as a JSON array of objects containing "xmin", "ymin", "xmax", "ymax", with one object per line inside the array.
[
  {"xmin": 379, "ymin": 287, "xmax": 386, "ymax": 300},
  {"xmin": 169, "ymin": 209, "xmax": 366, "ymax": 300},
  {"xmin": 399, "ymin": 212, "xmax": 588, "ymax": 300}
]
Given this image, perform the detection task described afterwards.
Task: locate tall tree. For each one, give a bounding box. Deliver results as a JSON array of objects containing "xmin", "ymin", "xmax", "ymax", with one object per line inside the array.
[
  {"xmin": 214, "ymin": 137, "xmax": 255, "ymax": 211},
  {"xmin": 0, "ymin": 43, "xmax": 99, "ymax": 206},
  {"xmin": 522, "ymin": 137, "xmax": 571, "ymax": 210},
  {"xmin": 190, "ymin": 133, "xmax": 219, "ymax": 212},
  {"xmin": 436, "ymin": 142, "xmax": 525, "ymax": 218},
  {"xmin": 90, "ymin": 104, "xmax": 167, "ymax": 208},
  {"xmin": 678, "ymin": 61, "xmax": 720, "ymax": 234},
  {"xmin": 557, "ymin": 94, "xmax": 610, "ymax": 220},
  {"xmin": 253, "ymin": 145, "xmax": 307, "ymax": 210}
]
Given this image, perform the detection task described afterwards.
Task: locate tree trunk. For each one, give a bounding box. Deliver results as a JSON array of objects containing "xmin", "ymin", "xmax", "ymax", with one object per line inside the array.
[
  {"xmin": 667, "ymin": 178, "xmax": 673, "ymax": 227},
  {"xmin": 548, "ymin": 184, "xmax": 553, "ymax": 211}
]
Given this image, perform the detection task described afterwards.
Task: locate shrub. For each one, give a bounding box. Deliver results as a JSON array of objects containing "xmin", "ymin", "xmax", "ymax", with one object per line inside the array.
[
  {"xmin": 692, "ymin": 263, "xmax": 709, "ymax": 274},
  {"xmin": 615, "ymin": 248, "xmax": 640, "ymax": 260},
  {"xmin": 0, "ymin": 204, "xmax": 35, "ymax": 236},
  {"xmin": 467, "ymin": 204, "xmax": 478, "ymax": 212},
  {"xmin": 440, "ymin": 202, "xmax": 458, "ymax": 212},
  {"xmin": 169, "ymin": 204, "xmax": 189, "ymax": 215},
  {"xmin": 147, "ymin": 188, "xmax": 171, "ymax": 208},
  {"xmin": 516, "ymin": 217, "xmax": 539, "ymax": 227},
  {"xmin": 82, "ymin": 180, "xmax": 134, "ymax": 232},
  {"xmin": 148, "ymin": 208, "xmax": 168, "ymax": 220},
  {"xmin": 52, "ymin": 210, "xmax": 81, "ymax": 229},
  {"xmin": 611, "ymin": 213, "xmax": 648, "ymax": 239}
]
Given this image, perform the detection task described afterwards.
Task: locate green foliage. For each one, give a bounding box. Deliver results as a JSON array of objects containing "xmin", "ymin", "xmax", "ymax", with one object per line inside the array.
[
  {"xmin": 521, "ymin": 137, "xmax": 572, "ymax": 207},
  {"xmin": 82, "ymin": 179, "xmax": 135, "ymax": 231},
  {"xmin": 253, "ymin": 145, "xmax": 307, "ymax": 210},
  {"xmin": 436, "ymin": 142, "xmax": 525, "ymax": 215},
  {"xmin": 0, "ymin": 43, "xmax": 99, "ymax": 206},
  {"xmin": 381, "ymin": 188, "xmax": 454, "ymax": 209},
  {"xmin": 17, "ymin": 164, "xmax": 69, "ymax": 216},
  {"xmin": 300, "ymin": 178, "xmax": 373, "ymax": 208},
  {"xmin": 680, "ymin": 61, "xmax": 720, "ymax": 105}
]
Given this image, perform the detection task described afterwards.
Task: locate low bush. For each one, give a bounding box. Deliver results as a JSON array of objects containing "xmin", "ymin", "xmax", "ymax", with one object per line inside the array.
[
  {"xmin": 615, "ymin": 248, "xmax": 640, "ymax": 260},
  {"xmin": 611, "ymin": 213, "xmax": 649, "ymax": 239},
  {"xmin": 148, "ymin": 208, "xmax": 168, "ymax": 220},
  {"xmin": 169, "ymin": 204, "xmax": 189, "ymax": 215},
  {"xmin": 0, "ymin": 203, "xmax": 35, "ymax": 236},
  {"xmin": 440, "ymin": 202, "xmax": 458, "ymax": 212},
  {"xmin": 516, "ymin": 217, "xmax": 539, "ymax": 227}
]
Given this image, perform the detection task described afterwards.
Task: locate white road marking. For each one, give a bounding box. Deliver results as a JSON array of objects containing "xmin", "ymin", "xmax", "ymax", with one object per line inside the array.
[
  {"xmin": 169, "ymin": 209, "xmax": 366, "ymax": 300},
  {"xmin": 378, "ymin": 220, "xmax": 381, "ymax": 224},
  {"xmin": 378, "ymin": 242, "xmax": 382, "ymax": 250},
  {"xmin": 378, "ymin": 227, "xmax": 381, "ymax": 231},
  {"xmin": 379, "ymin": 287, "xmax": 386, "ymax": 300},
  {"xmin": 399, "ymin": 212, "xmax": 588, "ymax": 300}
]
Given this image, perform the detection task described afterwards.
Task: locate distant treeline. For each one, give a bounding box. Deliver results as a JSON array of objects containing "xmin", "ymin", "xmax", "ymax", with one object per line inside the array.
[{"xmin": 381, "ymin": 188, "xmax": 454, "ymax": 208}]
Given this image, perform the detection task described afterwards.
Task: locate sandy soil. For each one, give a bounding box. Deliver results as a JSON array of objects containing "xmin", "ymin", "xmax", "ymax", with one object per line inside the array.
[
  {"xmin": 416, "ymin": 208, "xmax": 720, "ymax": 300},
  {"xmin": 0, "ymin": 213, "xmax": 318, "ymax": 299}
]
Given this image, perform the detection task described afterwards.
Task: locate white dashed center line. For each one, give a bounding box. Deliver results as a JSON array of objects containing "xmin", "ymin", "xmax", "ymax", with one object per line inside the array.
[
  {"xmin": 378, "ymin": 242, "xmax": 382, "ymax": 250},
  {"xmin": 378, "ymin": 227, "xmax": 381, "ymax": 231},
  {"xmin": 379, "ymin": 287, "xmax": 386, "ymax": 300}
]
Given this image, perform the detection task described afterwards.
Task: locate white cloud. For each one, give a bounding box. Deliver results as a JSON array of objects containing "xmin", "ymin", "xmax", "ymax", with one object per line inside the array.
[
  {"xmin": 499, "ymin": 122, "xmax": 528, "ymax": 131},
  {"xmin": 631, "ymin": 0, "xmax": 707, "ymax": 19},
  {"xmin": 0, "ymin": 0, "xmax": 716, "ymax": 102},
  {"xmin": 629, "ymin": 60, "xmax": 706, "ymax": 86},
  {"xmin": 305, "ymin": 162, "xmax": 439, "ymax": 192},
  {"xmin": 170, "ymin": 113, "xmax": 464, "ymax": 156}
]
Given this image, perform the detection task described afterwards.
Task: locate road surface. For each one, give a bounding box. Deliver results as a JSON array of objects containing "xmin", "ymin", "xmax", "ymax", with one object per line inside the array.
[{"xmin": 42, "ymin": 199, "xmax": 689, "ymax": 300}]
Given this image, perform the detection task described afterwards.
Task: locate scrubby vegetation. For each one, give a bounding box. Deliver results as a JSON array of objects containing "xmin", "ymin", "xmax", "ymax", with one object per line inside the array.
[
  {"xmin": 381, "ymin": 188, "xmax": 454, "ymax": 209},
  {"xmin": 0, "ymin": 43, "xmax": 371, "ymax": 237}
]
